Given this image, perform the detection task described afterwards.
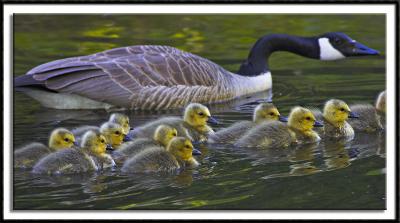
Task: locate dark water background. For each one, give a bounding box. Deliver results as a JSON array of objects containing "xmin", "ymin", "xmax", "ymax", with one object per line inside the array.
[{"xmin": 13, "ymin": 14, "xmax": 386, "ymax": 209}]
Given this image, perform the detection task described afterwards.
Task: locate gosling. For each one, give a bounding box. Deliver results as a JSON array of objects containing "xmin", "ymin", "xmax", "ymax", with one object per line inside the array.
[
  {"xmin": 128, "ymin": 103, "xmax": 218, "ymax": 142},
  {"xmin": 32, "ymin": 130, "xmax": 115, "ymax": 175},
  {"xmin": 14, "ymin": 128, "xmax": 76, "ymax": 169},
  {"xmin": 121, "ymin": 137, "xmax": 199, "ymax": 173},
  {"xmin": 235, "ymin": 106, "xmax": 322, "ymax": 148},
  {"xmin": 348, "ymin": 90, "xmax": 386, "ymax": 132},
  {"xmin": 208, "ymin": 103, "xmax": 287, "ymax": 144}
]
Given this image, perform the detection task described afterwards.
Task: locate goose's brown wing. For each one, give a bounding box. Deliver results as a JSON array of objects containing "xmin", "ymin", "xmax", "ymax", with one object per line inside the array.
[{"xmin": 20, "ymin": 45, "xmax": 230, "ymax": 109}]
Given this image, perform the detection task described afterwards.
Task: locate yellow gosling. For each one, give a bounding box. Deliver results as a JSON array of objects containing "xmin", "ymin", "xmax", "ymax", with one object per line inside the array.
[
  {"xmin": 121, "ymin": 137, "xmax": 199, "ymax": 173},
  {"xmin": 32, "ymin": 130, "xmax": 114, "ymax": 174},
  {"xmin": 208, "ymin": 103, "xmax": 286, "ymax": 144},
  {"xmin": 234, "ymin": 106, "xmax": 322, "ymax": 148},
  {"xmin": 14, "ymin": 128, "xmax": 76, "ymax": 169}
]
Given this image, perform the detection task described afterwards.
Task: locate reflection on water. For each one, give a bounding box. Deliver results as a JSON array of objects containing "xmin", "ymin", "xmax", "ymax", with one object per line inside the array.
[{"xmin": 13, "ymin": 14, "xmax": 386, "ymax": 209}]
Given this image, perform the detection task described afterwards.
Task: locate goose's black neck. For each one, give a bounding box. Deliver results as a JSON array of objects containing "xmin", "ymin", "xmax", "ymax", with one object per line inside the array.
[{"xmin": 237, "ymin": 34, "xmax": 320, "ymax": 76}]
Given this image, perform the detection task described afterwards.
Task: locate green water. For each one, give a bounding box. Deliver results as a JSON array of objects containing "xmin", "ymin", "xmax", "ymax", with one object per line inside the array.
[{"xmin": 13, "ymin": 14, "xmax": 386, "ymax": 209}]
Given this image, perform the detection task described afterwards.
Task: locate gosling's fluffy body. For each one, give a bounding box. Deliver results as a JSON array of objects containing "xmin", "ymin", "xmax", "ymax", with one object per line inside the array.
[
  {"xmin": 32, "ymin": 130, "xmax": 112, "ymax": 174},
  {"xmin": 208, "ymin": 103, "xmax": 280, "ymax": 144},
  {"xmin": 348, "ymin": 104, "xmax": 383, "ymax": 132},
  {"xmin": 121, "ymin": 137, "xmax": 199, "ymax": 173},
  {"xmin": 129, "ymin": 103, "xmax": 215, "ymax": 142},
  {"xmin": 235, "ymin": 107, "xmax": 320, "ymax": 148},
  {"xmin": 14, "ymin": 128, "xmax": 75, "ymax": 169}
]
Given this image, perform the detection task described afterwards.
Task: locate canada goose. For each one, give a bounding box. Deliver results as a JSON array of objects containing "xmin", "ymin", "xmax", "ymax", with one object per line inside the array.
[
  {"xmin": 72, "ymin": 122, "xmax": 126, "ymax": 148},
  {"xmin": 128, "ymin": 103, "xmax": 217, "ymax": 142},
  {"xmin": 14, "ymin": 128, "xmax": 76, "ymax": 169},
  {"xmin": 208, "ymin": 103, "xmax": 287, "ymax": 144},
  {"xmin": 14, "ymin": 32, "xmax": 379, "ymax": 110},
  {"xmin": 234, "ymin": 106, "xmax": 322, "ymax": 148},
  {"xmin": 32, "ymin": 130, "xmax": 115, "ymax": 174},
  {"xmin": 121, "ymin": 137, "xmax": 199, "ymax": 173}
]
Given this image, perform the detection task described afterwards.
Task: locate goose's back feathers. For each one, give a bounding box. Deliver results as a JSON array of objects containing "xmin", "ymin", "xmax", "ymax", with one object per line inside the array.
[
  {"xmin": 121, "ymin": 147, "xmax": 180, "ymax": 173},
  {"xmin": 348, "ymin": 104, "xmax": 383, "ymax": 132},
  {"xmin": 235, "ymin": 121, "xmax": 294, "ymax": 148},
  {"xmin": 208, "ymin": 121, "xmax": 255, "ymax": 144},
  {"xmin": 14, "ymin": 142, "xmax": 51, "ymax": 169},
  {"xmin": 32, "ymin": 148, "xmax": 98, "ymax": 174},
  {"xmin": 20, "ymin": 45, "xmax": 252, "ymax": 110}
]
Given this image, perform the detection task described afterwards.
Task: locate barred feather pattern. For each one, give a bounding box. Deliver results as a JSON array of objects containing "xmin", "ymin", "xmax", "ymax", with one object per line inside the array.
[{"xmin": 22, "ymin": 45, "xmax": 271, "ymax": 110}]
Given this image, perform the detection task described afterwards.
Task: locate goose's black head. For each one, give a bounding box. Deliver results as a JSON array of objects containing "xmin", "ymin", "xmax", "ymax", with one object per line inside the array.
[{"xmin": 317, "ymin": 32, "xmax": 379, "ymax": 60}]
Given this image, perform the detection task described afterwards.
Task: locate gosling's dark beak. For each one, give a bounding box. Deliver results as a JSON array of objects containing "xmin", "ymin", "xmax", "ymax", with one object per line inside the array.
[
  {"xmin": 348, "ymin": 111, "xmax": 360, "ymax": 118},
  {"xmin": 123, "ymin": 134, "xmax": 133, "ymax": 142},
  {"xmin": 278, "ymin": 116, "xmax": 288, "ymax": 122},
  {"xmin": 130, "ymin": 127, "xmax": 134, "ymax": 130},
  {"xmin": 352, "ymin": 42, "xmax": 379, "ymax": 56},
  {"xmin": 313, "ymin": 120, "xmax": 324, "ymax": 127},
  {"xmin": 192, "ymin": 148, "xmax": 202, "ymax": 156},
  {"xmin": 207, "ymin": 116, "xmax": 219, "ymax": 124},
  {"xmin": 73, "ymin": 141, "xmax": 79, "ymax": 146},
  {"xmin": 106, "ymin": 144, "xmax": 114, "ymax": 151}
]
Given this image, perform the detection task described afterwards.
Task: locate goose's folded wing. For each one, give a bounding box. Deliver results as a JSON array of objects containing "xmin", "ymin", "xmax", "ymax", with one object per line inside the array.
[{"xmin": 17, "ymin": 45, "xmax": 228, "ymax": 108}]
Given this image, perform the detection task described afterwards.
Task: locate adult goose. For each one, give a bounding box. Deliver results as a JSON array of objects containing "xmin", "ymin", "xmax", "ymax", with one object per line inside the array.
[{"xmin": 14, "ymin": 32, "xmax": 379, "ymax": 110}]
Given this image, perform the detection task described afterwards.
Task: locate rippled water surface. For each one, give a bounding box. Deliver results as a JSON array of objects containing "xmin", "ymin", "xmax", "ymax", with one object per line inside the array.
[{"xmin": 13, "ymin": 14, "xmax": 386, "ymax": 209}]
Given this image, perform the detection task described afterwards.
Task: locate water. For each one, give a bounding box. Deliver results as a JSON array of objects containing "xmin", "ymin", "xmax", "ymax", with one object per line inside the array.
[{"xmin": 13, "ymin": 14, "xmax": 386, "ymax": 209}]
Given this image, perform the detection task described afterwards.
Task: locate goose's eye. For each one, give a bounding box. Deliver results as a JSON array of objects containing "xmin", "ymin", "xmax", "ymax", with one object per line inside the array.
[
  {"xmin": 172, "ymin": 132, "xmax": 177, "ymax": 136},
  {"xmin": 334, "ymin": 38, "xmax": 342, "ymax": 45},
  {"xmin": 100, "ymin": 139, "xmax": 105, "ymax": 143},
  {"xmin": 64, "ymin": 138, "xmax": 70, "ymax": 142},
  {"xmin": 198, "ymin": 112, "xmax": 204, "ymax": 116},
  {"xmin": 185, "ymin": 145, "xmax": 191, "ymax": 149},
  {"xmin": 305, "ymin": 117, "xmax": 311, "ymax": 121},
  {"xmin": 269, "ymin": 112, "xmax": 275, "ymax": 116},
  {"xmin": 340, "ymin": 108, "xmax": 345, "ymax": 112},
  {"xmin": 115, "ymin": 131, "xmax": 120, "ymax": 135}
]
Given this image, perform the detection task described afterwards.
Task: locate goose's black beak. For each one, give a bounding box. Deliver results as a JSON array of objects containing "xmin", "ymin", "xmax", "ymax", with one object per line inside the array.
[
  {"xmin": 106, "ymin": 144, "xmax": 114, "ymax": 151},
  {"xmin": 313, "ymin": 120, "xmax": 324, "ymax": 127},
  {"xmin": 278, "ymin": 116, "xmax": 288, "ymax": 122},
  {"xmin": 73, "ymin": 141, "xmax": 79, "ymax": 146},
  {"xmin": 207, "ymin": 116, "xmax": 219, "ymax": 125},
  {"xmin": 348, "ymin": 111, "xmax": 360, "ymax": 119},
  {"xmin": 123, "ymin": 134, "xmax": 133, "ymax": 142},
  {"xmin": 192, "ymin": 148, "xmax": 202, "ymax": 156},
  {"xmin": 352, "ymin": 42, "xmax": 379, "ymax": 56}
]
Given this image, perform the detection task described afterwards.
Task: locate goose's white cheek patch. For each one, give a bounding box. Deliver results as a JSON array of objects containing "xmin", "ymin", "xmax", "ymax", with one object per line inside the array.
[{"xmin": 318, "ymin": 38, "xmax": 346, "ymax": 60}]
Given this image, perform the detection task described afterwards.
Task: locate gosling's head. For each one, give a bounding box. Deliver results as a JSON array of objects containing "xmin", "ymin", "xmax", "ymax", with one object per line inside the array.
[
  {"xmin": 375, "ymin": 91, "xmax": 386, "ymax": 114},
  {"xmin": 109, "ymin": 113, "xmax": 130, "ymax": 135},
  {"xmin": 81, "ymin": 130, "xmax": 108, "ymax": 156},
  {"xmin": 153, "ymin": 124, "xmax": 178, "ymax": 147},
  {"xmin": 167, "ymin": 137, "xmax": 194, "ymax": 162},
  {"xmin": 288, "ymin": 107, "xmax": 322, "ymax": 132},
  {"xmin": 323, "ymin": 99, "xmax": 359, "ymax": 125},
  {"xmin": 183, "ymin": 103, "xmax": 218, "ymax": 127},
  {"xmin": 253, "ymin": 103, "xmax": 287, "ymax": 123},
  {"xmin": 100, "ymin": 122, "xmax": 126, "ymax": 148},
  {"xmin": 48, "ymin": 128, "xmax": 76, "ymax": 151}
]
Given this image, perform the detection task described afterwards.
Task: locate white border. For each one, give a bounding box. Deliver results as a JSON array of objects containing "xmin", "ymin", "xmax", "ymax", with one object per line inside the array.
[{"xmin": 3, "ymin": 4, "xmax": 396, "ymax": 220}]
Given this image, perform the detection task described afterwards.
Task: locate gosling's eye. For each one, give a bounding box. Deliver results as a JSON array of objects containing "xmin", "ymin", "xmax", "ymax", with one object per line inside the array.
[
  {"xmin": 340, "ymin": 108, "xmax": 345, "ymax": 112},
  {"xmin": 172, "ymin": 133, "xmax": 177, "ymax": 136},
  {"xmin": 185, "ymin": 145, "xmax": 191, "ymax": 149},
  {"xmin": 269, "ymin": 112, "xmax": 275, "ymax": 116},
  {"xmin": 115, "ymin": 131, "xmax": 120, "ymax": 135},
  {"xmin": 100, "ymin": 139, "xmax": 105, "ymax": 143},
  {"xmin": 64, "ymin": 138, "xmax": 70, "ymax": 142},
  {"xmin": 305, "ymin": 117, "xmax": 311, "ymax": 121},
  {"xmin": 198, "ymin": 112, "xmax": 204, "ymax": 116}
]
